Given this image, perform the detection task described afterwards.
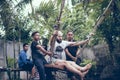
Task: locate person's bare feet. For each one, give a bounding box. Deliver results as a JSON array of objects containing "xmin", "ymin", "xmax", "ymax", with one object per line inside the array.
[
  {"xmin": 82, "ymin": 70, "xmax": 89, "ymax": 76},
  {"xmin": 80, "ymin": 63, "xmax": 92, "ymax": 72},
  {"xmin": 79, "ymin": 70, "xmax": 89, "ymax": 79}
]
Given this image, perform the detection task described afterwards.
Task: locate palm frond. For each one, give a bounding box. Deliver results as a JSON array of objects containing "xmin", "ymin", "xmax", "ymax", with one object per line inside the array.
[
  {"xmin": 15, "ymin": 0, "xmax": 32, "ymax": 8},
  {"xmin": 35, "ymin": 0, "xmax": 58, "ymax": 20}
]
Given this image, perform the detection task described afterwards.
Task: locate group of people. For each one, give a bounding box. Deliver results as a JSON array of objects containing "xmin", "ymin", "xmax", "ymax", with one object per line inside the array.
[{"xmin": 18, "ymin": 30, "xmax": 92, "ymax": 80}]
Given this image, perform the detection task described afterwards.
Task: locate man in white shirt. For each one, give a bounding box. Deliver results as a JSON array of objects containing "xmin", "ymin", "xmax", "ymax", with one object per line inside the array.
[{"xmin": 48, "ymin": 30, "xmax": 92, "ymax": 78}]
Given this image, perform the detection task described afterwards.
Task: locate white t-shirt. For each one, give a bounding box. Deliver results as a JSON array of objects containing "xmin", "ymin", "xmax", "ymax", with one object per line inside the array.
[{"xmin": 52, "ymin": 40, "xmax": 72, "ymax": 60}]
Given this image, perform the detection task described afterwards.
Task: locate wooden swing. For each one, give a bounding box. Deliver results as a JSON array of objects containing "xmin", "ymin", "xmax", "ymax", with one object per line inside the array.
[{"xmin": 46, "ymin": 0, "xmax": 114, "ymax": 80}]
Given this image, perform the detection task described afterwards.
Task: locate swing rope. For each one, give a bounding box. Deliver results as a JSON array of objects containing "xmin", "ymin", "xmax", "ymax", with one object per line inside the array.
[
  {"xmin": 49, "ymin": 0, "xmax": 66, "ymax": 63},
  {"xmin": 76, "ymin": 0, "xmax": 114, "ymax": 58}
]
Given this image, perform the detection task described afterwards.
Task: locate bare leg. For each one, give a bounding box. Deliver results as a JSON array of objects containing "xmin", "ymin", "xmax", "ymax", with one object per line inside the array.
[
  {"xmin": 45, "ymin": 63, "xmax": 64, "ymax": 69},
  {"xmin": 31, "ymin": 66, "xmax": 36, "ymax": 77},
  {"xmin": 82, "ymin": 70, "xmax": 89, "ymax": 78},
  {"xmin": 55, "ymin": 60, "xmax": 84, "ymax": 77},
  {"xmin": 45, "ymin": 60, "xmax": 89, "ymax": 78},
  {"xmin": 67, "ymin": 61, "xmax": 92, "ymax": 72}
]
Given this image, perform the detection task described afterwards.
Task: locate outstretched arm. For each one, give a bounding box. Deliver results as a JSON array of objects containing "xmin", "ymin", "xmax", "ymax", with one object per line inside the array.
[
  {"xmin": 69, "ymin": 33, "xmax": 94, "ymax": 46},
  {"xmin": 36, "ymin": 45, "xmax": 52, "ymax": 56},
  {"xmin": 69, "ymin": 39, "xmax": 89, "ymax": 46}
]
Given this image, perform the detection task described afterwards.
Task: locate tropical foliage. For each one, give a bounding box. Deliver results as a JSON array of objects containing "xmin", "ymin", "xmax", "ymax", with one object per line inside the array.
[
  {"xmin": 0, "ymin": 0, "xmax": 119, "ymax": 49},
  {"xmin": 0, "ymin": 0, "xmax": 120, "ymax": 80}
]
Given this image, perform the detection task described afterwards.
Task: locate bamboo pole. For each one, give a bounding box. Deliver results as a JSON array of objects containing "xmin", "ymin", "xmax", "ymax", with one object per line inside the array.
[
  {"xmin": 76, "ymin": 0, "xmax": 114, "ymax": 59},
  {"xmin": 76, "ymin": 0, "xmax": 114, "ymax": 80}
]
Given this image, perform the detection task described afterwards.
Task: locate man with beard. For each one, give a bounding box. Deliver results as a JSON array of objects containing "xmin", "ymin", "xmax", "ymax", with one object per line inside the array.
[
  {"xmin": 31, "ymin": 31, "xmax": 56, "ymax": 80},
  {"xmin": 31, "ymin": 31, "xmax": 92, "ymax": 80},
  {"xmin": 48, "ymin": 30, "xmax": 92, "ymax": 79}
]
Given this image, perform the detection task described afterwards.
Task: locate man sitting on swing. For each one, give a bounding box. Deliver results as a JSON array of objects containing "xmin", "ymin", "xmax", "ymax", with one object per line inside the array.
[
  {"xmin": 31, "ymin": 31, "xmax": 92, "ymax": 80},
  {"xmin": 48, "ymin": 30, "xmax": 92, "ymax": 78}
]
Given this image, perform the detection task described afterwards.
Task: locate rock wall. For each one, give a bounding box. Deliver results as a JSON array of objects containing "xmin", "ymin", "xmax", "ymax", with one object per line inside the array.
[{"xmin": 80, "ymin": 44, "xmax": 120, "ymax": 80}]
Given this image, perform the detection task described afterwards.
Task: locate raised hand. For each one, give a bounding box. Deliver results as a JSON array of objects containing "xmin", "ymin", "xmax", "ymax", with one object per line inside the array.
[{"xmin": 53, "ymin": 30, "xmax": 58, "ymax": 36}]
